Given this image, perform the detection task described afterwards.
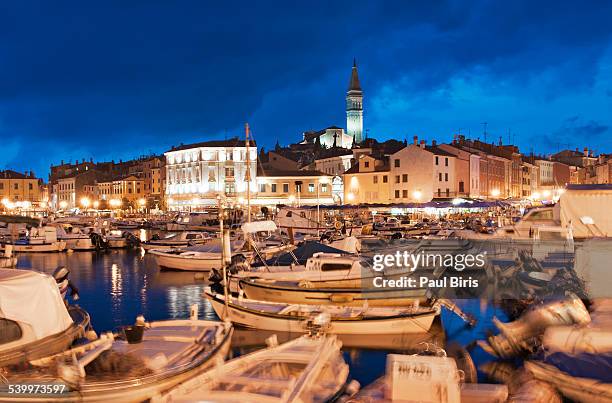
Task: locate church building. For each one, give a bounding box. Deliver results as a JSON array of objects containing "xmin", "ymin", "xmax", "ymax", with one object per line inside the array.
[{"xmin": 301, "ymin": 60, "xmax": 364, "ymax": 149}]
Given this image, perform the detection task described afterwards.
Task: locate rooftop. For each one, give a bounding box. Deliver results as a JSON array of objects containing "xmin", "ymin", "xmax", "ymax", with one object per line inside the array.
[{"xmin": 168, "ymin": 137, "xmax": 256, "ymax": 152}]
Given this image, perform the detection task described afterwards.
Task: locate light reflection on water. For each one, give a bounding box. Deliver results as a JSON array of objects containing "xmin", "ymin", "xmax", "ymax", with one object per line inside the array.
[
  {"xmin": 14, "ymin": 248, "xmax": 504, "ymax": 386},
  {"xmin": 15, "ymin": 249, "xmax": 215, "ymax": 331}
]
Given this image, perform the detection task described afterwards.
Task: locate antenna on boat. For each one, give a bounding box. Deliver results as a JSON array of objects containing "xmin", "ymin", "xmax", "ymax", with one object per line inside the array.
[{"xmin": 245, "ymin": 123, "xmax": 251, "ymax": 224}]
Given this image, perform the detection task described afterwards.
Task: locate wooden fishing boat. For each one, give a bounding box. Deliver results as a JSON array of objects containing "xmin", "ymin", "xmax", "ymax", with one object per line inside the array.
[
  {"xmin": 0, "ymin": 318, "xmax": 233, "ymax": 402},
  {"xmin": 239, "ymin": 278, "xmax": 429, "ymax": 307},
  {"xmin": 0, "ymin": 269, "xmax": 90, "ymax": 367},
  {"xmin": 206, "ymin": 289, "xmax": 439, "ymax": 334},
  {"xmin": 157, "ymin": 331, "xmax": 351, "ymax": 402},
  {"xmin": 142, "ymin": 231, "xmax": 213, "ymax": 250}
]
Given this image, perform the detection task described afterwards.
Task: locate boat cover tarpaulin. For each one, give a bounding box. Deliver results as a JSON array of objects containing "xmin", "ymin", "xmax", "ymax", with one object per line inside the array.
[
  {"xmin": 254, "ymin": 241, "xmax": 347, "ymax": 266},
  {"xmin": 560, "ymin": 186, "xmax": 612, "ymax": 238},
  {"xmin": 0, "ymin": 269, "xmax": 73, "ymax": 340},
  {"xmin": 542, "ymin": 350, "xmax": 612, "ymax": 383}
]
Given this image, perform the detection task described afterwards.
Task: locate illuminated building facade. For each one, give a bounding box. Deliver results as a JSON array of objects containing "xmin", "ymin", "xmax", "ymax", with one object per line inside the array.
[{"xmin": 164, "ymin": 138, "xmax": 257, "ymax": 210}]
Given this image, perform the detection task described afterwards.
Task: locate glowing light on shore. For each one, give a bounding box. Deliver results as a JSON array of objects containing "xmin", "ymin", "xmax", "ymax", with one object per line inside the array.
[
  {"xmin": 412, "ymin": 190, "xmax": 423, "ymax": 200},
  {"xmin": 490, "ymin": 189, "xmax": 500, "ymax": 198},
  {"xmin": 80, "ymin": 197, "xmax": 91, "ymax": 208}
]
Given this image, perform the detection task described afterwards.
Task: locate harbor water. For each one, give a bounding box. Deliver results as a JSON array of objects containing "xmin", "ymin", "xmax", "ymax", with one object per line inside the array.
[{"xmin": 15, "ymin": 247, "xmax": 508, "ymax": 386}]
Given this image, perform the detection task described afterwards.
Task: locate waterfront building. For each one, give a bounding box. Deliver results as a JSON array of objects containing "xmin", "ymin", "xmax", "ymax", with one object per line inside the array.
[
  {"xmin": 54, "ymin": 170, "xmax": 101, "ymax": 209},
  {"xmin": 164, "ymin": 138, "xmax": 258, "ymax": 210},
  {"xmin": 343, "ymin": 155, "xmax": 391, "ymax": 204},
  {"xmin": 520, "ymin": 161, "xmax": 539, "ymax": 198},
  {"xmin": 0, "ymin": 170, "xmax": 45, "ymax": 209},
  {"xmin": 438, "ymin": 143, "xmax": 481, "ymax": 198},
  {"xmin": 96, "ymin": 175, "xmax": 146, "ymax": 209},
  {"xmin": 256, "ymin": 167, "xmax": 334, "ymax": 206},
  {"xmin": 390, "ymin": 138, "xmax": 457, "ymax": 202}
]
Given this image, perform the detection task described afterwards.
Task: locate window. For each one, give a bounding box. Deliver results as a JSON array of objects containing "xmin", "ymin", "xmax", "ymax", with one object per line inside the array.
[
  {"xmin": 308, "ymin": 183, "xmax": 315, "ymax": 193},
  {"xmin": 459, "ymin": 181, "xmax": 465, "ymax": 193},
  {"xmin": 395, "ymin": 175, "xmax": 400, "ymax": 184},
  {"xmin": 402, "ymin": 174, "xmax": 408, "ymax": 183},
  {"xmin": 395, "ymin": 190, "xmax": 400, "ymax": 198},
  {"xmin": 439, "ymin": 173, "xmax": 442, "ymax": 181},
  {"xmin": 373, "ymin": 176, "xmax": 378, "ymax": 184},
  {"xmin": 435, "ymin": 156, "xmax": 439, "ymax": 165},
  {"xmin": 364, "ymin": 161, "xmax": 370, "ymax": 168},
  {"xmin": 445, "ymin": 158, "xmax": 449, "ymax": 167},
  {"xmin": 321, "ymin": 184, "xmax": 328, "ymax": 192},
  {"xmin": 437, "ymin": 188, "xmax": 441, "ymax": 196},
  {"xmin": 14, "ymin": 183, "xmax": 18, "ymax": 190},
  {"xmin": 0, "ymin": 318, "xmax": 22, "ymax": 344},
  {"xmin": 446, "ymin": 188, "xmax": 450, "ymax": 196},
  {"xmin": 259, "ymin": 183, "xmax": 266, "ymax": 193},
  {"xmin": 402, "ymin": 190, "xmax": 408, "ymax": 198},
  {"xmin": 383, "ymin": 175, "xmax": 388, "ymax": 183},
  {"xmin": 445, "ymin": 173, "xmax": 448, "ymax": 182},
  {"xmin": 283, "ymin": 183, "xmax": 289, "ymax": 193},
  {"xmin": 0, "ymin": 183, "xmax": 3, "ymax": 190},
  {"xmin": 28, "ymin": 183, "xmax": 33, "ymax": 190},
  {"xmin": 225, "ymin": 182, "xmax": 236, "ymax": 195},
  {"xmin": 225, "ymin": 167, "xmax": 234, "ymax": 178},
  {"xmin": 295, "ymin": 184, "xmax": 302, "ymax": 193},
  {"xmin": 394, "ymin": 159, "xmax": 400, "ymax": 168}
]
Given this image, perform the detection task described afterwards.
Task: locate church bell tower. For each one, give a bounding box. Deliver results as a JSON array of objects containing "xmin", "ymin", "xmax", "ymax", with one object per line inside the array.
[{"xmin": 346, "ymin": 59, "xmax": 363, "ymax": 144}]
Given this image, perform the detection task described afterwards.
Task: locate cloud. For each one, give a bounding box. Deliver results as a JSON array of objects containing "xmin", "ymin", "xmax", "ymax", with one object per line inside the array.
[{"xmin": 0, "ymin": 1, "xmax": 611, "ymax": 175}]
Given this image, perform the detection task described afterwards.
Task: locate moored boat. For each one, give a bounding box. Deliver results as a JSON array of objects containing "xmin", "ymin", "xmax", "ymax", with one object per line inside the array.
[
  {"xmin": 0, "ymin": 226, "xmax": 67, "ymax": 253},
  {"xmin": 156, "ymin": 328, "xmax": 351, "ymax": 402},
  {"xmin": 206, "ymin": 289, "xmax": 439, "ymax": 334},
  {"xmin": 142, "ymin": 231, "xmax": 212, "ymax": 250},
  {"xmin": 0, "ymin": 317, "xmax": 233, "ymax": 402},
  {"xmin": 239, "ymin": 278, "xmax": 429, "ymax": 307},
  {"xmin": 0, "ymin": 269, "xmax": 90, "ymax": 367}
]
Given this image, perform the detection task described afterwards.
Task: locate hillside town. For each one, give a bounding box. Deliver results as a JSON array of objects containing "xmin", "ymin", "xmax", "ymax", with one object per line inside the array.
[{"xmin": 1, "ymin": 62, "xmax": 610, "ymax": 215}]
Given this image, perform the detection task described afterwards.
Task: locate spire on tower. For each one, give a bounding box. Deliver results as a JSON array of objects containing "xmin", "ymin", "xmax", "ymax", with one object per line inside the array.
[{"xmin": 348, "ymin": 59, "xmax": 362, "ymax": 92}]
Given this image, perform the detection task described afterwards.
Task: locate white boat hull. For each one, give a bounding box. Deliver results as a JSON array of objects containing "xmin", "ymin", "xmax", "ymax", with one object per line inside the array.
[
  {"xmin": 208, "ymin": 294, "xmax": 437, "ymax": 334},
  {"xmin": 240, "ymin": 279, "xmax": 428, "ymax": 307},
  {"xmin": 0, "ymin": 241, "xmax": 66, "ymax": 253},
  {"xmin": 150, "ymin": 250, "xmax": 221, "ymax": 272}
]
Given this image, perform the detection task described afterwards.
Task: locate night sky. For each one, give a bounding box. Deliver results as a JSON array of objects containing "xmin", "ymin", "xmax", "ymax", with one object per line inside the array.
[{"xmin": 1, "ymin": 1, "xmax": 612, "ymax": 178}]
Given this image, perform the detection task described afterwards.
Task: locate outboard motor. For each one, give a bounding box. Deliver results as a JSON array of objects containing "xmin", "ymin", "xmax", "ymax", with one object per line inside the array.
[
  {"xmin": 53, "ymin": 266, "xmax": 80, "ymax": 302},
  {"xmin": 89, "ymin": 233, "xmax": 109, "ymax": 251},
  {"xmin": 124, "ymin": 231, "xmax": 141, "ymax": 248}
]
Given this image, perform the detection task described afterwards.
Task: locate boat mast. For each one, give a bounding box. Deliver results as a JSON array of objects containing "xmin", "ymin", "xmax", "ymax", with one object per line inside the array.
[
  {"xmin": 245, "ymin": 123, "xmax": 251, "ymax": 224},
  {"xmin": 218, "ymin": 195, "xmax": 229, "ymax": 317}
]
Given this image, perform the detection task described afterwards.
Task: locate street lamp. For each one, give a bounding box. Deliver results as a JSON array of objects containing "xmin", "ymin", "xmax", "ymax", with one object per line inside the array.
[
  {"xmin": 59, "ymin": 200, "xmax": 68, "ymax": 210},
  {"xmin": 491, "ymin": 189, "xmax": 501, "ymax": 198},
  {"xmin": 93, "ymin": 201, "xmax": 100, "ymax": 209},
  {"xmin": 412, "ymin": 190, "xmax": 423, "ymax": 201},
  {"xmin": 80, "ymin": 197, "xmax": 91, "ymax": 209}
]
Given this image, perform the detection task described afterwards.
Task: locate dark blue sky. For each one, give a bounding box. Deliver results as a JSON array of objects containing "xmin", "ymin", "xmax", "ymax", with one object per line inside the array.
[{"xmin": 2, "ymin": 1, "xmax": 612, "ymax": 178}]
